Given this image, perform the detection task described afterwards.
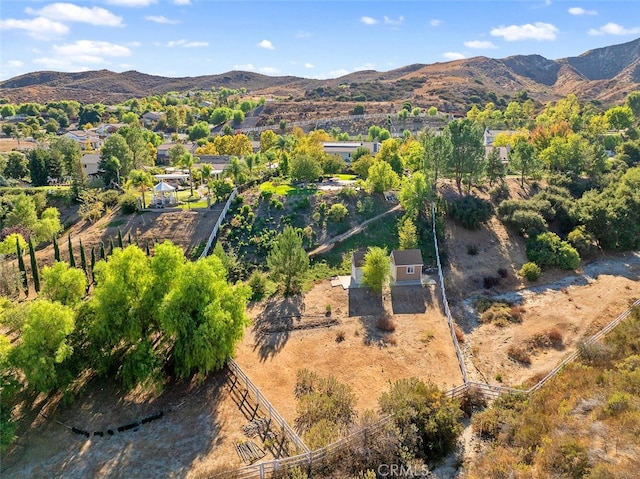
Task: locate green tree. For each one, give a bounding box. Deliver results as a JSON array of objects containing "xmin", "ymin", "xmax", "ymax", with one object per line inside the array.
[
  {"xmin": 167, "ymin": 143, "xmax": 188, "ymax": 166},
  {"xmin": 485, "ymin": 147, "xmax": 506, "ymax": 187},
  {"xmin": 605, "ymin": 105, "xmax": 634, "ymax": 131},
  {"xmin": 379, "ymin": 378, "xmax": 463, "ymax": 459},
  {"xmin": 362, "ymin": 246, "xmax": 390, "ymax": 293},
  {"xmin": 626, "ymin": 90, "xmax": 640, "ymax": 123},
  {"xmin": 5, "ymin": 194, "xmax": 38, "ymax": 231},
  {"xmin": 232, "ymin": 110, "xmax": 245, "ymax": 125},
  {"xmin": 290, "ymin": 155, "xmax": 322, "ymax": 183},
  {"xmin": 28, "ymin": 237, "xmax": 40, "ymax": 293},
  {"xmin": 127, "ymin": 169, "xmax": 155, "ymax": 208},
  {"xmin": 12, "ymin": 300, "xmax": 75, "ymax": 393},
  {"xmin": 0, "ymin": 233, "xmax": 27, "ymax": 256},
  {"xmin": 53, "ymin": 235, "xmax": 60, "ymax": 262},
  {"xmin": 158, "ymin": 255, "xmax": 250, "ymax": 378},
  {"xmin": 16, "ymin": 237, "xmax": 28, "ymax": 294},
  {"xmin": 67, "ymin": 234, "xmax": 76, "ymax": 268},
  {"xmin": 28, "ymin": 148, "xmax": 50, "ymax": 186},
  {"xmin": 267, "ymin": 226, "xmax": 309, "ymax": 295},
  {"xmin": 32, "ymin": 207, "xmax": 62, "ymax": 244},
  {"xmin": 398, "ymin": 217, "xmax": 418, "ymax": 250},
  {"xmin": 188, "ymin": 121, "xmax": 210, "ymax": 141},
  {"xmin": 4, "ymin": 152, "xmax": 28, "ymax": 180},
  {"xmin": 223, "ymin": 156, "xmax": 248, "ymax": 186},
  {"xmin": 366, "ymin": 160, "xmax": 399, "ymax": 194},
  {"xmin": 100, "ymin": 134, "xmax": 133, "ymax": 183},
  {"xmin": 79, "ymin": 239, "xmax": 88, "ymax": 278},
  {"xmin": 399, "ymin": 171, "xmax": 433, "ymax": 220},
  {"xmin": 351, "ymin": 154, "xmax": 375, "ymax": 179},
  {"xmin": 444, "ymin": 119, "xmax": 485, "ymax": 194},
  {"xmin": 41, "ymin": 261, "xmax": 87, "ymax": 306},
  {"xmin": 509, "ymin": 139, "xmax": 537, "ymax": 187}
]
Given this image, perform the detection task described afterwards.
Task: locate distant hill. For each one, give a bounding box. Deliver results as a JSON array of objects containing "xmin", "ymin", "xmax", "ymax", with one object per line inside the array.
[{"xmin": 1, "ymin": 37, "xmax": 639, "ymax": 114}]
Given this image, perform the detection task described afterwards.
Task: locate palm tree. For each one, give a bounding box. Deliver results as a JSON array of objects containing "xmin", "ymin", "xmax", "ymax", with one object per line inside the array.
[
  {"xmin": 178, "ymin": 153, "xmax": 196, "ymax": 197},
  {"xmin": 127, "ymin": 169, "xmax": 155, "ymax": 208},
  {"xmin": 224, "ymin": 156, "xmax": 248, "ymax": 186},
  {"xmin": 201, "ymin": 163, "xmax": 213, "ymax": 195}
]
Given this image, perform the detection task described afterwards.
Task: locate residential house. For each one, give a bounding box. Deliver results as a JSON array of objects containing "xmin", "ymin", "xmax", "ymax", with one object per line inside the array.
[
  {"xmin": 389, "ymin": 249, "xmax": 423, "ymax": 284},
  {"xmin": 64, "ymin": 130, "xmax": 103, "ymax": 150},
  {"xmin": 485, "ymin": 145, "xmax": 510, "ymax": 165},
  {"xmin": 142, "ymin": 111, "xmax": 165, "ymax": 127},
  {"xmin": 350, "ymin": 251, "xmax": 366, "ymax": 286},
  {"xmin": 483, "ymin": 128, "xmax": 517, "ymax": 146},
  {"xmin": 95, "ymin": 123, "xmax": 125, "ymax": 137},
  {"xmin": 80, "ymin": 153, "xmax": 101, "ymax": 176},
  {"xmin": 156, "ymin": 141, "xmax": 197, "ymax": 166},
  {"xmin": 322, "ymin": 141, "xmax": 380, "ymax": 162}
]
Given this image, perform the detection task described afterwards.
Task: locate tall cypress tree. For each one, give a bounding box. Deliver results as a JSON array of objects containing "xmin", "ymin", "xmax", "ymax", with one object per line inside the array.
[
  {"xmin": 109, "ymin": 237, "xmax": 115, "ymax": 255},
  {"xmin": 99, "ymin": 241, "xmax": 106, "ymax": 260},
  {"xmin": 68, "ymin": 234, "xmax": 76, "ymax": 268},
  {"xmin": 145, "ymin": 239, "xmax": 150, "ymax": 256},
  {"xmin": 53, "ymin": 235, "xmax": 60, "ymax": 262},
  {"xmin": 16, "ymin": 237, "xmax": 28, "ymax": 295},
  {"xmin": 79, "ymin": 239, "xmax": 88, "ymax": 277},
  {"xmin": 28, "ymin": 237, "xmax": 40, "ymax": 293},
  {"xmin": 127, "ymin": 233, "xmax": 132, "ymax": 245},
  {"xmin": 90, "ymin": 246, "xmax": 96, "ymax": 274},
  {"xmin": 117, "ymin": 227, "xmax": 123, "ymax": 248}
]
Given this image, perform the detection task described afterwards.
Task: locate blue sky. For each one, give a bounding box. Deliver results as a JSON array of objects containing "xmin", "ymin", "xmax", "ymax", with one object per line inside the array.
[{"xmin": 1, "ymin": 0, "xmax": 639, "ymax": 81}]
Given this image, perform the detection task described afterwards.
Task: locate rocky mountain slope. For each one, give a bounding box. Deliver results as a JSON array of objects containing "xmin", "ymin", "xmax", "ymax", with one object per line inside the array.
[{"xmin": 1, "ymin": 38, "xmax": 638, "ymax": 112}]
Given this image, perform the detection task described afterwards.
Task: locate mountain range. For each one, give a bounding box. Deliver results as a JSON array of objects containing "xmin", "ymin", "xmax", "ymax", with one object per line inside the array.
[{"xmin": 1, "ymin": 37, "xmax": 639, "ymax": 114}]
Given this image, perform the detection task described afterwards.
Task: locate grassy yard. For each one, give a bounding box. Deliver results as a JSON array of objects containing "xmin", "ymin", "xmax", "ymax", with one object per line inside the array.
[
  {"xmin": 259, "ymin": 180, "xmax": 317, "ymax": 196},
  {"xmin": 332, "ymin": 174, "xmax": 357, "ymax": 181},
  {"xmin": 313, "ymin": 209, "xmax": 403, "ymax": 268}
]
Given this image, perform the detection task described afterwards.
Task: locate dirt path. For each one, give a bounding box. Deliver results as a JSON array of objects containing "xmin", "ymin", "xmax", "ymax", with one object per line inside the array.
[{"xmin": 308, "ymin": 203, "xmax": 402, "ymax": 257}]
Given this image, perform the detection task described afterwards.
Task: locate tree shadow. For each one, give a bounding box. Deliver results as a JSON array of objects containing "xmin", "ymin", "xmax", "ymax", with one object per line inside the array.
[
  {"xmin": 2, "ymin": 374, "xmax": 231, "ymax": 478},
  {"xmin": 348, "ymin": 287, "xmax": 384, "ymax": 317},
  {"xmin": 252, "ymin": 294, "xmax": 305, "ymax": 362},
  {"xmin": 390, "ymin": 285, "xmax": 427, "ymax": 314}
]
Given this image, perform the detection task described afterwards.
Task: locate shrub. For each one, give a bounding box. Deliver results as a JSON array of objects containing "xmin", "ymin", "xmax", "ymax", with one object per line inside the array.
[
  {"xmin": 454, "ymin": 324, "xmax": 465, "ymax": 343},
  {"xmin": 447, "ymin": 195, "xmax": 493, "ymax": 230},
  {"xmin": 335, "ymin": 330, "xmax": 345, "ymax": 343},
  {"xmin": 99, "ymin": 190, "xmax": 120, "ymax": 208},
  {"xmin": 489, "ymin": 183, "xmax": 510, "ymax": 204},
  {"xmin": 376, "ymin": 313, "xmax": 396, "ymax": 332},
  {"xmin": 520, "ymin": 262, "xmax": 541, "ymax": 281},
  {"xmin": 483, "ymin": 276, "xmax": 500, "ymax": 289},
  {"xmin": 497, "ymin": 268, "xmax": 508, "ymax": 278},
  {"xmin": 567, "ymin": 225, "xmax": 598, "ymax": 258},
  {"xmin": 327, "ymin": 203, "xmax": 349, "ymax": 222},
  {"xmin": 118, "ymin": 192, "xmax": 138, "ymax": 214},
  {"xmin": 466, "ymin": 244, "xmax": 479, "ymax": 255},
  {"xmin": 248, "ymin": 271, "xmax": 267, "ymax": 301},
  {"xmin": 507, "ymin": 344, "xmax": 531, "ymax": 365},
  {"xmin": 480, "ymin": 302, "xmax": 512, "ymax": 325},
  {"xmin": 526, "ymin": 232, "xmax": 580, "ymax": 270}
]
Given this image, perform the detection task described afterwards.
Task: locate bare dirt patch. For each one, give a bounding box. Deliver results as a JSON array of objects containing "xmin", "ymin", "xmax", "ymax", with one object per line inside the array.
[
  {"xmin": 0, "ymin": 138, "xmax": 37, "ymax": 153},
  {"xmin": 2, "ymin": 372, "xmax": 274, "ymax": 479},
  {"xmin": 453, "ymin": 252, "xmax": 640, "ymax": 388},
  {"xmin": 234, "ymin": 280, "xmax": 463, "ymax": 424}
]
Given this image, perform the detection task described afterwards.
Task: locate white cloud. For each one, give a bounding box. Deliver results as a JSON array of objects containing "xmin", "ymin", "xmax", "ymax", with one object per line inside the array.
[
  {"xmin": 443, "ymin": 52, "xmax": 466, "ymax": 60},
  {"xmin": 233, "ymin": 64, "xmax": 255, "ymax": 71},
  {"xmin": 52, "ymin": 40, "xmax": 131, "ymax": 58},
  {"xmin": 491, "ymin": 22, "xmax": 558, "ymax": 41},
  {"xmin": 355, "ymin": 62, "xmax": 375, "ymax": 71},
  {"xmin": 430, "ymin": 19, "xmax": 442, "ymax": 27},
  {"xmin": 8, "ymin": 60, "xmax": 24, "ymax": 67},
  {"xmin": 105, "ymin": 0, "xmax": 156, "ymax": 6},
  {"xmin": 25, "ymin": 3, "xmax": 123, "ymax": 27},
  {"xmin": 173, "ymin": 0, "xmax": 191, "ymax": 4},
  {"xmin": 166, "ymin": 39, "xmax": 207, "ymax": 47},
  {"xmin": 304, "ymin": 63, "xmax": 314, "ymax": 69},
  {"xmin": 145, "ymin": 16, "xmax": 180, "ymax": 24},
  {"xmin": 384, "ymin": 16, "xmax": 404, "ymax": 26},
  {"xmin": 257, "ymin": 39, "xmax": 275, "ymax": 50},
  {"xmin": 360, "ymin": 16, "xmax": 377, "ymax": 25},
  {"xmin": 259, "ymin": 66, "xmax": 279, "ymax": 74},
  {"xmin": 0, "ymin": 17, "xmax": 68, "ymax": 40},
  {"xmin": 464, "ymin": 40, "xmax": 497, "ymax": 49},
  {"xmin": 34, "ymin": 57, "xmax": 91, "ymax": 71},
  {"xmin": 568, "ymin": 7, "xmax": 597, "ymax": 16},
  {"xmin": 588, "ymin": 22, "xmax": 640, "ymax": 36}
]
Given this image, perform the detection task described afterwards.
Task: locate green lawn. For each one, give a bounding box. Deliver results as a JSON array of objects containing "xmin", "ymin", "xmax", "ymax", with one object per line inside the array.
[
  {"xmin": 260, "ymin": 180, "xmax": 316, "ymax": 196},
  {"xmin": 333, "ymin": 174, "xmax": 358, "ymax": 181}
]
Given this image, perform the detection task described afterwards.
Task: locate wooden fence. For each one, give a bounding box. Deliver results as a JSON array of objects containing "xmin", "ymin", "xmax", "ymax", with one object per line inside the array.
[
  {"xmin": 198, "ymin": 188, "xmax": 237, "ymax": 260},
  {"xmin": 431, "ymin": 203, "xmax": 468, "ymax": 384},
  {"xmin": 226, "ymin": 358, "xmax": 309, "ymax": 455},
  {"xmin": 209, "ymin": 203, "xmax": 639, "ymax": 479}
]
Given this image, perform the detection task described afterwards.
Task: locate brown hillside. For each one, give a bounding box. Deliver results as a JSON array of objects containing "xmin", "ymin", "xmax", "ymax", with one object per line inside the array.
[{"xmin": 0, "ymin": 37, "xmax": 639, "ymax": 111}]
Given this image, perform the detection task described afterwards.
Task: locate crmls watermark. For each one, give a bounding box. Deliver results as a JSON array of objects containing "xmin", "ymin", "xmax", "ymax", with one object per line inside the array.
[{"xmin": 378, "ymin": 464, "xmax": 431, "ymax": 477}]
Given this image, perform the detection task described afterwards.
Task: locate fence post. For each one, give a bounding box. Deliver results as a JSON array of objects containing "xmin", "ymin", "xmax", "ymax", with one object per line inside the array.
[{"xmin": 259, "ymin": 462, "xmax": 265, "ymax": 479}]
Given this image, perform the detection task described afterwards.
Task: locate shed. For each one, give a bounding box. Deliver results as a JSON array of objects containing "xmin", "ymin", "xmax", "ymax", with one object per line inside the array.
[{"xmin": 390, "ymin": 249, "xmax": 423, "ymax": 284}]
